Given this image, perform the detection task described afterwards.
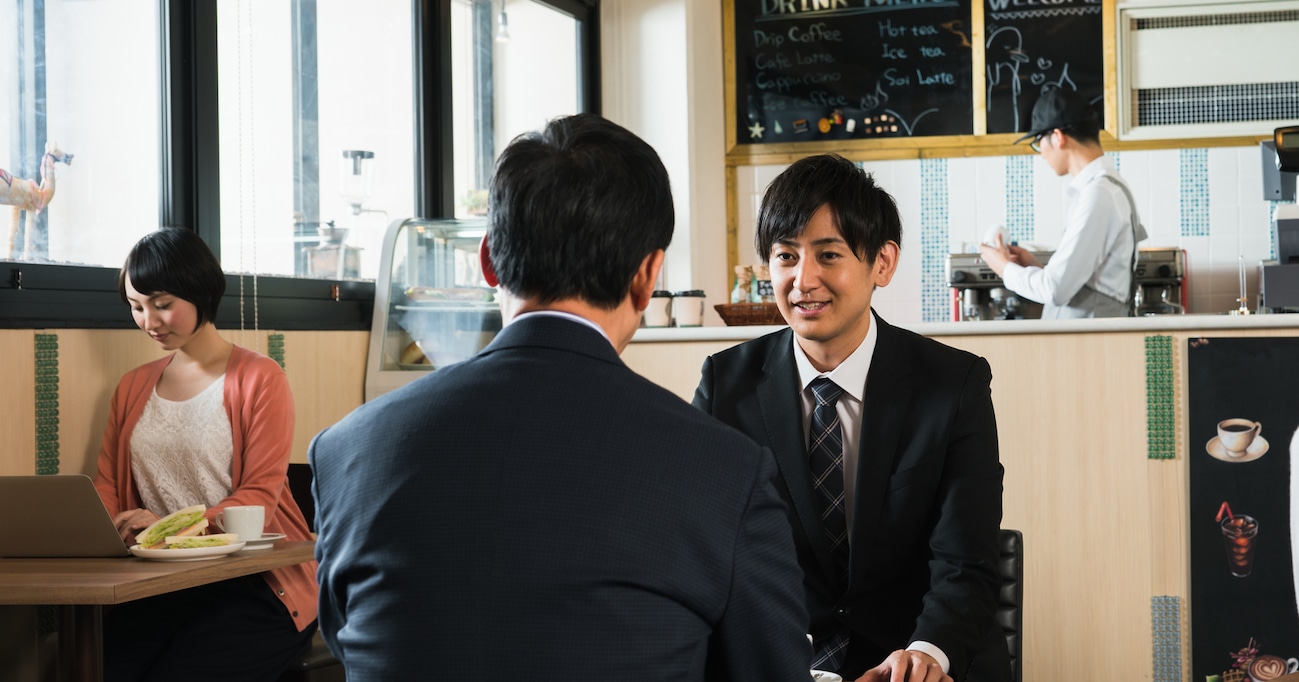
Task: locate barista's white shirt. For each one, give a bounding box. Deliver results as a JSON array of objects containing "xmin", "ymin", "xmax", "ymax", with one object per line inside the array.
[
  {"xmin": 1001, "ymin": 156, "xmax": 1138, "ymax": 318},
  {"xmin": 791, "ymin": 314, "xmax": 949, "ymax": 673}
]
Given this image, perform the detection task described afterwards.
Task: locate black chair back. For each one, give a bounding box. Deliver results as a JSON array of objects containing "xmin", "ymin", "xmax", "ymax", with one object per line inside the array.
[
  {"xmin": 997, "ymin": 529, "xmax": 1024, "ymax": 682},
  {"xmin": 286, "ymin": 462, "xmax": 317, "ymax": 533}
]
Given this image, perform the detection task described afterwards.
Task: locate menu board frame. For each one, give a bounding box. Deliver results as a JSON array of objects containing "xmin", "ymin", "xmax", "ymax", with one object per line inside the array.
[{"xmin": 722, "ymin": 0, "xmax": 1120, "ymax": 163}]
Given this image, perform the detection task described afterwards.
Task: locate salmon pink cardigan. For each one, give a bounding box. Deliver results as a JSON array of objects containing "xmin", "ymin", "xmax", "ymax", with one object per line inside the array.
[{"xmin": 94, "ymin": 345, "xmax": 318, "ymax": 631}]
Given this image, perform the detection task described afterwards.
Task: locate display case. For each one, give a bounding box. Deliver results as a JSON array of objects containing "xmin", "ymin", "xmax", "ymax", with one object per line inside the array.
[{"xmin": 365, "ymin": 217, "xmax": 501, "ymax": 401}]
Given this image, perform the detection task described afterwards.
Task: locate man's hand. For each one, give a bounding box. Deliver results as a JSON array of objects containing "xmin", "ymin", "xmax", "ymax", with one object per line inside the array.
[
  {"xmin": 855, "ymin": 649, "xmax": 951, "ymax": 682},
  {"xmin": 978, "ymin": 234, "xmax": 1041, "ymax": 277}
]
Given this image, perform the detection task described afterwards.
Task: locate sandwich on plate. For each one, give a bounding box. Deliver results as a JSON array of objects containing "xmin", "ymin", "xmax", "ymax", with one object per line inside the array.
[{"xmin": 136, "ymin": 505, "xmax": 236, "ymax": 549}]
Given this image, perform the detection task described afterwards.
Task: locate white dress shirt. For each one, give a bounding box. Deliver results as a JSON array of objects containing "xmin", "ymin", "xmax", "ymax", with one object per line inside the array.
[
  {"xmin": 1002, "ymin": 156, "xmax": 1140, "ymax": 318},
  {"xmin": 790, "ymin": 315, "xmax": 949, "ymax": 673}
]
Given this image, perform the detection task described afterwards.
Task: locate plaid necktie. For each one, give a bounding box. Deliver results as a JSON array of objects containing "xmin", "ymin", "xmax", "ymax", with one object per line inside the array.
[
  {"xmin": 808, "ymin": 377, "xmax": 852, "ymax": 673},
  {"xmin": 808, "ymin": 377, "xmax": 849, "ymax": 577}
]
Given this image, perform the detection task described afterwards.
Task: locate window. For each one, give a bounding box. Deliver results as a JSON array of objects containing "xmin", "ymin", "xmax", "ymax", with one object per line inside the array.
[
  {"xmin": 1, "ymin": 0, "xmax": 160, "ymax": 267},
  {"xmin": 216, "ymin": 0, "xmax": 415, "ymax": 282},
  {"xmin": 0, "ymin": 0, "xmax": 599, "ymax": 329},
  {"xmin": 450, "ymin": 0, "xmax": 587, "ymax": 220}
]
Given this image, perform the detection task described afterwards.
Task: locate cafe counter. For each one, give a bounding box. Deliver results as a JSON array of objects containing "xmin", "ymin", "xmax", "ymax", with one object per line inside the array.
[{"xmin": 622, "ymin": 313, "xmax": 1299, "ymax": 682}]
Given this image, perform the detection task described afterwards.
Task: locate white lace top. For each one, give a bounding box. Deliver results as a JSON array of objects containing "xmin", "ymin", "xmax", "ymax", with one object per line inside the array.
[{"xmin": 129, "ymin": 375, "xmax": 235, "ymax": 516}]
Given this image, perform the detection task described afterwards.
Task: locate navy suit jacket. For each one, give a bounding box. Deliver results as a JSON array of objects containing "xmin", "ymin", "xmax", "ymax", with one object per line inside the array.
[
  {"xmin": 311, "ymin": 315, "xmax": 811, "ymax": 681},
  {"xmin": 692, "ymin": 312, "xmax": 1009, "ymax": 680}
]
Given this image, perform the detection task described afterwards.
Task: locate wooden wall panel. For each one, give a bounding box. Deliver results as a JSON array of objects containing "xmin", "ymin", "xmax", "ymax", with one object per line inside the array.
[{"xmin": 0, "ymin": 330, "xmax": 36, "ymax": 476}]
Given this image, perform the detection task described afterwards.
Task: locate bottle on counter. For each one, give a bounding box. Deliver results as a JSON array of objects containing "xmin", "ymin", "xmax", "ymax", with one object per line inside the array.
[{"xmin": 731, "ymin": 266, "xmax": 752, "ymax": 304}]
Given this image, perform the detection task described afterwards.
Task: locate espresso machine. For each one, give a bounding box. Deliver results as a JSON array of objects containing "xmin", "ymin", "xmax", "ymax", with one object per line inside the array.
[
  {"xmin": 947, "ymin": 251, "xmax": 1053, "ymax": 321},
  {"xmin": 948, "ymin": 247, "xmax": 1186, "ymax": 320},
  {"xmin": 1134, "ymin": 248, "xmax": 1187, "ymax": 315}
]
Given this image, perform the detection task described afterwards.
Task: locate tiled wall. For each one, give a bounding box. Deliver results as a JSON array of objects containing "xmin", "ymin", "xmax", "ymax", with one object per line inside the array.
[{"xmin": 736, "ymin": 145, "xmax": 1286, "ymax": 324}]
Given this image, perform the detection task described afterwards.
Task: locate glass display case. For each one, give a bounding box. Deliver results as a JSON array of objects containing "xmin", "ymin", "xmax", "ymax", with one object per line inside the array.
[{"xmin": 366, "ymin": 217, "xmax": 501, "ymax": 401}]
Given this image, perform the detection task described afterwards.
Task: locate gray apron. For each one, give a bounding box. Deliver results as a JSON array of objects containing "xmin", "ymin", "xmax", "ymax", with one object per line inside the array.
[{"xmin": 1041, "ymin": 174, "xmax": 1148, "ymax": 319}]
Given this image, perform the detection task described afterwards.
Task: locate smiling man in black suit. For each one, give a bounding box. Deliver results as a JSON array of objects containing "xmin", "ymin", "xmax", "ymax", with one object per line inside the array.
[
  {"xmin": 310, "ymin": 113, "xmax": 813, "ymax": 681},
  {"xmin": 693, "ymin": 154, "xmax": 1010, "ymax": 682}
]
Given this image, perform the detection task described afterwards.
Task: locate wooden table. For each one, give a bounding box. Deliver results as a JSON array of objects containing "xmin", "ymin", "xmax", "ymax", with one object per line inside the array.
[{"xmin": 0, "ymin": 541, "xmax": 315, "ymax": 682}]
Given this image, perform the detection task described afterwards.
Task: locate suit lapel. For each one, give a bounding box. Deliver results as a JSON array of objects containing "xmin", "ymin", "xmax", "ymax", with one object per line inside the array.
[
  {"xmin": 849, "ymin": 314, "xmax": 914, "ymax": 581},
  {"xmin": 756, "ymin": 330, "xmax": 841, "ymax": 584}
]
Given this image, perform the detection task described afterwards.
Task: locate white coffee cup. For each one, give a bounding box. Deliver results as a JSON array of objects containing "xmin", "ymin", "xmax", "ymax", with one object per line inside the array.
[
  {"xmin": 1248, "ymin": 654, "xmax": 1299, "ymax": 682},
  {"xmin": 1217, "ymin": 418, "xmax": 1261, "ymax": 454},
  {"xmin": 644, "ymin": 291, "xmax": 673, "ymax": 327},
  {"xmin": 672, "ymin": 290, "xmax": 706, "ymax": 327},
  {"xmin": 215, "ymin": 505, "xmax": 264, "ymax": 542}
]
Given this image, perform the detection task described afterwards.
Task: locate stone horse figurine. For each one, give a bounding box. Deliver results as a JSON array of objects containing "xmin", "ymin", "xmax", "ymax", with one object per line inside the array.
[{"xmin": 2, "ymin": 141, "xmax": 73, "ymax": 260}]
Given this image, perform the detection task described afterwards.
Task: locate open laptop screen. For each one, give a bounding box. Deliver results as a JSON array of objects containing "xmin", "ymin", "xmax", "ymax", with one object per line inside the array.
[{"xmin": 0, "ymin": 474, "xmax": 132, "ymax": 558}]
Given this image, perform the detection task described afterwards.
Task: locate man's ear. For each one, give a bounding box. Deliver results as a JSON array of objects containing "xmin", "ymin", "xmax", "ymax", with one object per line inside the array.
[
  {"xmin": 630, "ymin": 249, "xmax": 666, "ymax": 311},
  {"xmin": 479, "ymin": 234, "xmax": 499, "ymax": 287},
  {"xmin": 872, "ymin": 240, "xmax": 900, "ymax": 288}
]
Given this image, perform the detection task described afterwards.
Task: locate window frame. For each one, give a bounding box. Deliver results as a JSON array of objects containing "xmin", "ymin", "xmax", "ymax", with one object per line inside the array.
[{"xmin": 0, "ymin": 0, "xmax": 600, "ymax": 330}]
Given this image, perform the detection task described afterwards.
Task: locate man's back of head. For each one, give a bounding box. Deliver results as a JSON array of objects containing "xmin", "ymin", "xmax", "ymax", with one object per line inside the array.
[{"xmin": 487, "ymin": 113, "xmax": 675, "ymax": 310}]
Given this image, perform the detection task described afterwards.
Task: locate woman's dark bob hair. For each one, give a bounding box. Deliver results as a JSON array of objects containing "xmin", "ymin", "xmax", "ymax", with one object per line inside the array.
[{"xmin": 119, "ymin": 227, "xmax": 226, "ymax": 330}]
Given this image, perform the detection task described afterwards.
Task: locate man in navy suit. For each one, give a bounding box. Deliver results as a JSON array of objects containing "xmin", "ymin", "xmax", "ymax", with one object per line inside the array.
[
  {"xmin": 693, "ymin": 154, "xmax": 1009, "ymax": 682},
  {"xmin": 310, "ymin": 114, "xmax": 812, "ymax": 681}
]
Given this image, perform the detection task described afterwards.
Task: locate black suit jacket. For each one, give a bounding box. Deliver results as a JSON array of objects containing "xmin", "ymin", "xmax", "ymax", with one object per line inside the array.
[
  {"xmin": 311, "ymin": 315, "xmax": 812, "ymax": 681},
  {"xmin": 692, "ymin": 312, "xmax": 1009, "ymax": 680}
]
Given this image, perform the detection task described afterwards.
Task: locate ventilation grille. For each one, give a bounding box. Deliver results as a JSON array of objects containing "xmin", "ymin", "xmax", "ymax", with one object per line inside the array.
[
  {"xmin": 1136, "ymin": 9, "xmax": 1299, "ymax": 29},
  {"xmin": 1135, "ymin": 82, "xmax": 1299, "ymax": 127}
]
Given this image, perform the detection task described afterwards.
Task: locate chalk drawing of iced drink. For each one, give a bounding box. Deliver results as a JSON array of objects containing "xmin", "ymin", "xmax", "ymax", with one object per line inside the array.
[{"xmin": 1217, "ymin": 501, "xmax": 1259, "ymax": 578}]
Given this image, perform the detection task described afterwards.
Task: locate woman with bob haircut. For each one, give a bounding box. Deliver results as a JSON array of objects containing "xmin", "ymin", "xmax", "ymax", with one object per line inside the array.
[{"xmin": 93, "ymin": 227, "xmax": 318, "ymax": 681}]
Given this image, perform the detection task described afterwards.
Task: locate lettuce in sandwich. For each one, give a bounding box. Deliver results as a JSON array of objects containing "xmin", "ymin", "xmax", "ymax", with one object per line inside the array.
[
  {"xmin": 136, "ymin": 505, "xmax": 208, "ymax": 549},
  {"xmin": 164, "ymin": 533, "xmax": 237, "ymax": 549}
]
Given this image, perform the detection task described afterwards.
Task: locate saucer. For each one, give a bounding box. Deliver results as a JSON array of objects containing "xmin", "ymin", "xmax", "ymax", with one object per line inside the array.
[
  {"xmin": 811, "ymin": 671, "xmax": 843, "ymax": 682},
  {"xmin": 1206, "ymin": 435, "xmax": 1269, "ymax": 463},
  {"xmin": 240, "ymin": 533, "xmax": 287, "ymax": 551}
]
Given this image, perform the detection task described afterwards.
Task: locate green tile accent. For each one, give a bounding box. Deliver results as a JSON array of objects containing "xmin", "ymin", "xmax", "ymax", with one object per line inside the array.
[
  {"xmin": 34, "ymin": 333, "xmax": 60, "ymax": 475},
  {"xmin": 1146, "ymin": 335, "xmax": 1176, "ymax": 460},
  {"xmin": 1151, "ymin": 595, "xmax": 1182, "ymax": 681},
  {"xmin": 268, "ymin": 333, "xmax": 286, "ymax": 369}
]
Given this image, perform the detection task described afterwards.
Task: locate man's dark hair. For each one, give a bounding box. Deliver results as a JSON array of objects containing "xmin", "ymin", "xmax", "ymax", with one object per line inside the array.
[
  {"xmin": 755, "ymin": 153, "xmax": 902, "ymax": 264},
  {"xmin": 1060, "ymin": 120, "xmax": 1102, "ymax": 146},
  {"xmin": 119, "ymin": 227, "xmax": 226, "ymax": 330},
  {"xmin": 487, "ymin": 113, "xmax": 674, "ymax": 309}
]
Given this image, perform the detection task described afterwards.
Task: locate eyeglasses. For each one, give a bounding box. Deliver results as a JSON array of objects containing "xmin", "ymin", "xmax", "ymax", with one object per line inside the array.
[{"xmin": 1029, "ymin": 130, "xmax": 1051, "ymax": 153}]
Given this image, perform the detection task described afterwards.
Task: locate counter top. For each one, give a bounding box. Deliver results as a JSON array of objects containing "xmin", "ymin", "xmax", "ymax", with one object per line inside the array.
[{"xmin": 631, "ymin": 312, "xmax": 1299, "ymax": 343}]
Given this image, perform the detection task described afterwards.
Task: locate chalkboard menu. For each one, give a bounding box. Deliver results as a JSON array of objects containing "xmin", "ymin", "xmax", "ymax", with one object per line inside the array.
[
  {"xmin": 732, "ymin": 0, "xmax": 975, "ymax": 145},
  {"xmin": 984, "ymin": 0, "xmax": 1105, "ymax": 135}
]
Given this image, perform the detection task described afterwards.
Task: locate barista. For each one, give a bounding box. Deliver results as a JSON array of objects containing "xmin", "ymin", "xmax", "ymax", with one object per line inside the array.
[{"xmin": 979, "ymin": 87, "xmax": 1147, "ymax": 318}]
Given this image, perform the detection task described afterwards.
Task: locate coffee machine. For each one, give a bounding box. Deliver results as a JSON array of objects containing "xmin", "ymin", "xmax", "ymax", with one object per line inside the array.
[
  {"xmin": 948, "ymin": 247, "xmax": 1186, "ymax": 320},
  {"xmin": 947, "ymin": 251, "xmax": 1053, "ymax": 321},
  {"xmin": 1134, "ymin": 248, "xmax": 1187, "ymax": 315},
  {"xmin": 1258, "ymin": 125, "xmax": 1299, "ymax": 312}
]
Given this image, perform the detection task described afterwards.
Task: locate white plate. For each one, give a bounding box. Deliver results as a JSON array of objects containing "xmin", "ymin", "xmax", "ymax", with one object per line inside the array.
[
  {"xmin": 811, "ymin": 671, "xmax": 842, "ymax": 682},
  {"xmin": 1206, "ymin": 435, "xmax": 1269, "ymax": 463},
  {"xmin": 240, "ymin": 533, "xmax": 287, "ymax": 551},
  {"xmin": 129, "ymin": 541, "xmax": 247, "ymax": 562}
]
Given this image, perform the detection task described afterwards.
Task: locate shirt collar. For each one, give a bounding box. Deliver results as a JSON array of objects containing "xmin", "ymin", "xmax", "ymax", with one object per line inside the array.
[
  {"xmin": 791, "ymin": 310, "xmax": 877, "ymax": 403},
  {"xmin": 510, "ymin": 310, "xmax": 613, "ymax": 346},
  {"xmin": 1069, "ymin": 155, "xmax": 1112, "ymax": 192}
]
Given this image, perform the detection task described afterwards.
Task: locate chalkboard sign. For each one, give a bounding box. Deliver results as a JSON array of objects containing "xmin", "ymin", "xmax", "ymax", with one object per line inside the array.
[
  {"xmin": 732, "ymin": 0, "xmax": 974, "ymax": 146},
  {"xmin": 984, "ymin": 0, "xmax": 1105, "ymax": 135}
]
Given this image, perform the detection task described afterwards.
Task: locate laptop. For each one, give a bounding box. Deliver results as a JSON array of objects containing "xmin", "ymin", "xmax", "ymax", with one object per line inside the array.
[{"xmin": 0, "ymin": 474, "xmax": 132, "ymax": 558}]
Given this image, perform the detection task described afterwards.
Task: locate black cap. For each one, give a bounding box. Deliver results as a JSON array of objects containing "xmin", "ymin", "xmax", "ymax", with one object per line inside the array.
[{"xmin": 1013, "ymin": 88, "xmax": 1099, "ymax": 144}]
